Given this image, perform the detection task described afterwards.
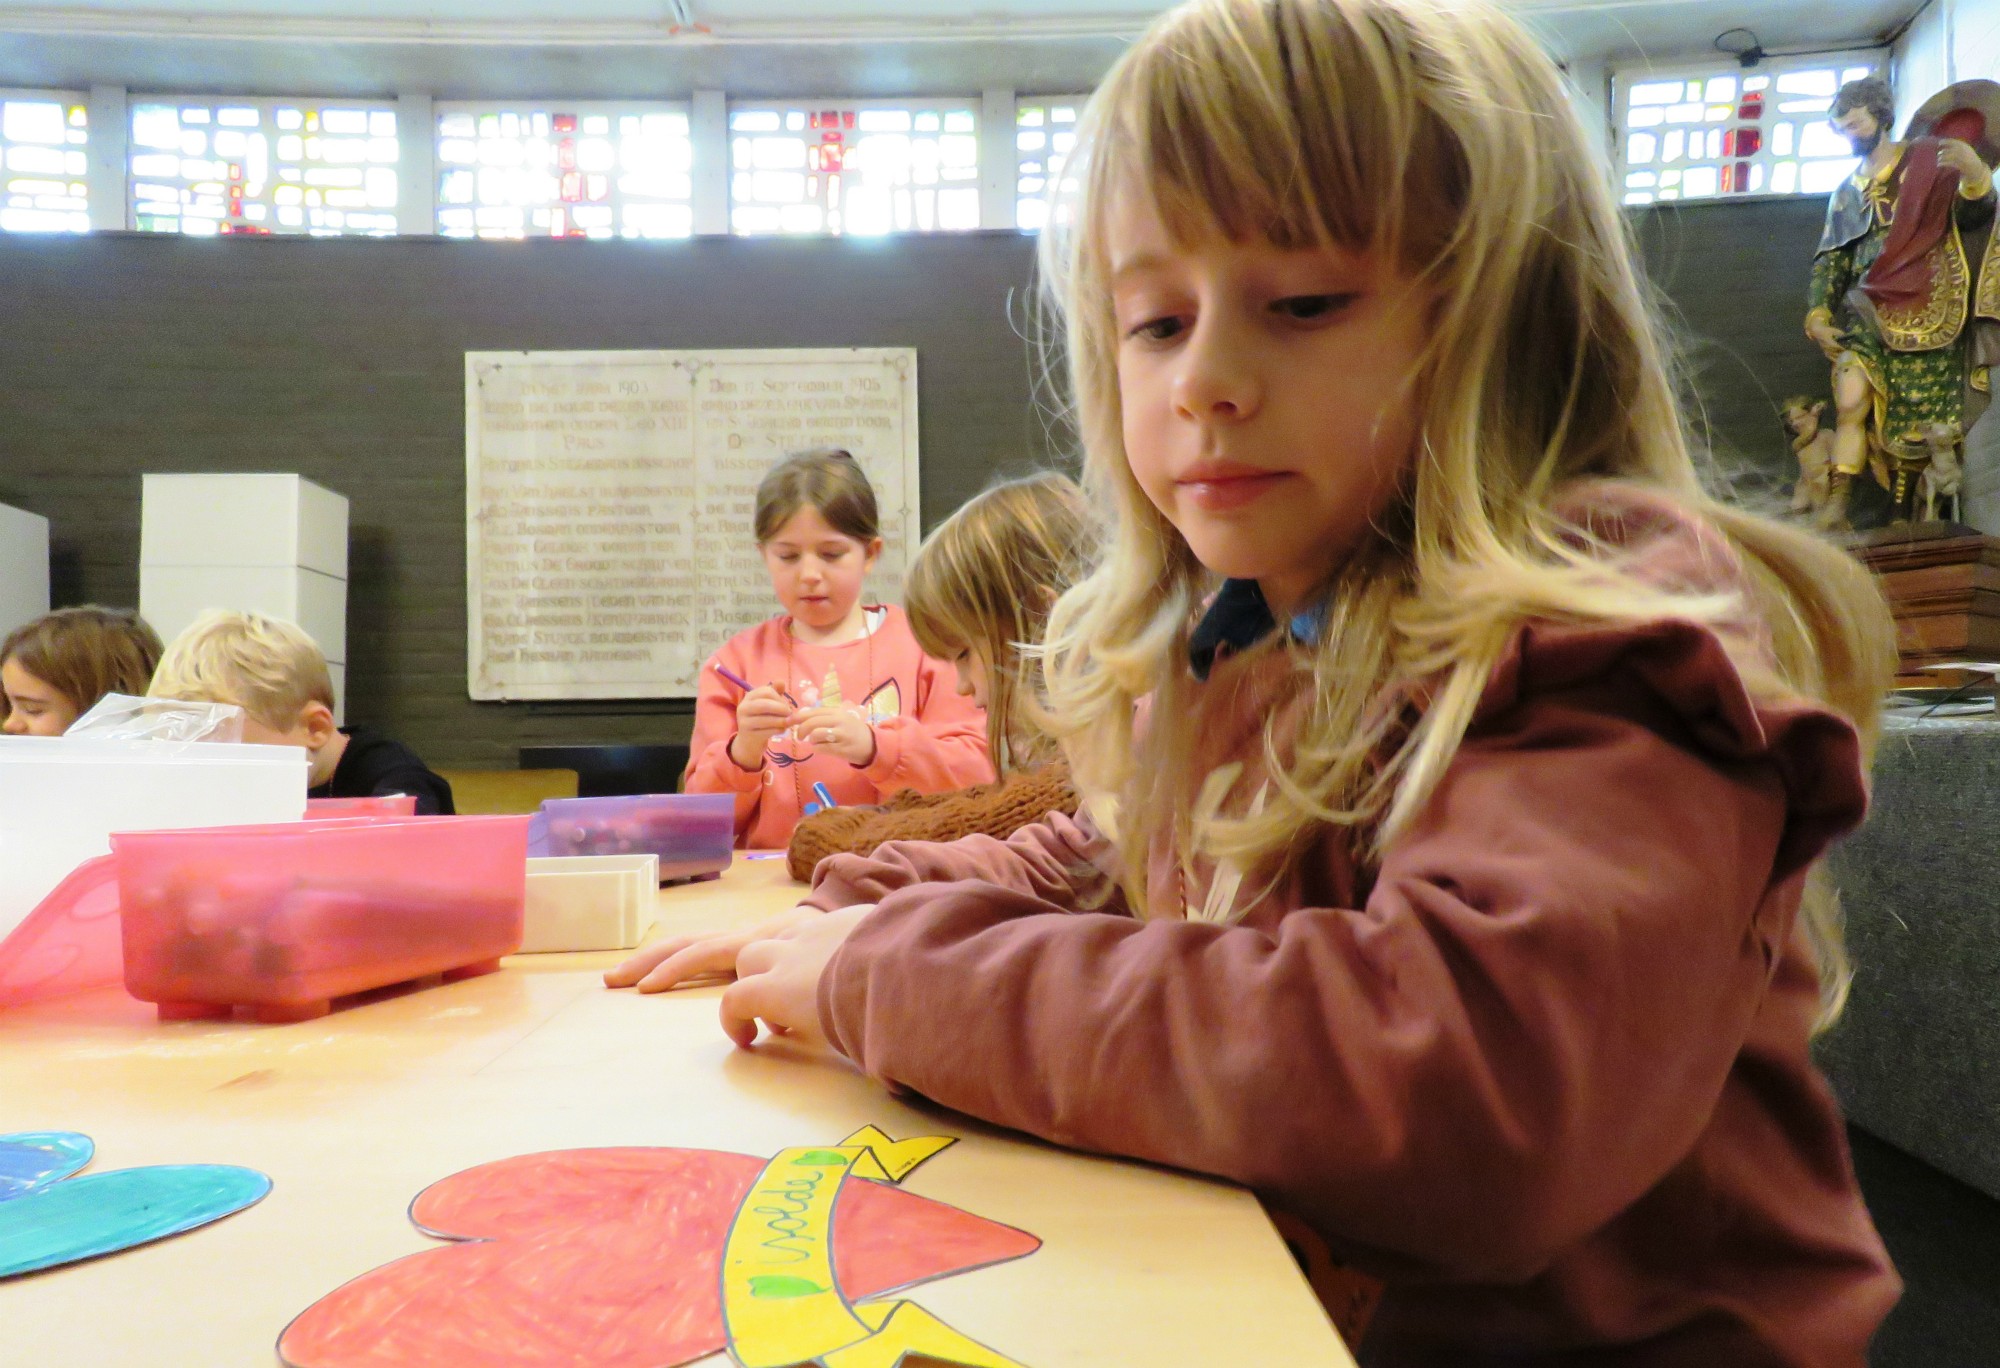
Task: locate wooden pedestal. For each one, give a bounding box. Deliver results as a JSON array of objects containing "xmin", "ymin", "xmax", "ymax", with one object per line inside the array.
[{"xmin": 1851, "ymin": 522, "xmax": 2000, "ymax": 685}]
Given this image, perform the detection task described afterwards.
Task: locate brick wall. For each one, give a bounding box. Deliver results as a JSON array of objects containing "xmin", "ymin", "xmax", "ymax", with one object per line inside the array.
[
  {"xmin": 0, "ymin": 197, "xmax": 1850, "ymax": 765},
  {"xmin": 1630, "ymin": 194, "xmax": 1894, "ymax": 523},
  {"xmin": 0, "ymin": 230, "xmax": 1057, "ymax": 765}
]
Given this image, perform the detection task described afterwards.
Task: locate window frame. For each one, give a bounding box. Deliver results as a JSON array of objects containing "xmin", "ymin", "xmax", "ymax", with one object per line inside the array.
[
  {"xmin": 125, "ymin": 94, "xmax": 402, "ymax": 237},
  {"xmin": 1610, "ymin": 49, "xmax": 1885, "ymax": 207},
  {"xmin": 433, "ymin": 98, "xmax": 696, "ymax": 241},
  {"xmin": 725, "ymin": 96, "xmax": 982, "ymax": 236},
  {"xmin": 0, "ymin": 87, "xmax": 90, "ymax": 235},
  {"xmin": 1013, "ymin": 95, "xmax": 1088, "ymax": 235}
]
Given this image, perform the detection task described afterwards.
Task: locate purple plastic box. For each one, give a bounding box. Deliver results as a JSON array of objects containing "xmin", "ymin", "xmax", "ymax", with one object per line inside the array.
[{"xmin": 525, "ymin": 793, "xmax": 734, "ymax": 883}]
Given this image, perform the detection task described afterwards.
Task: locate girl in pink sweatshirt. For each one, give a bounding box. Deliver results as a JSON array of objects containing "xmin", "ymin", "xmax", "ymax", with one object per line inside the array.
[
  {"xmin": 620, "ymin": 3, "xmax": 1902, "ymax": 1362},
  {"xmin": 682, "ymin": 447, "xmax": 992, "ymax": 848}
]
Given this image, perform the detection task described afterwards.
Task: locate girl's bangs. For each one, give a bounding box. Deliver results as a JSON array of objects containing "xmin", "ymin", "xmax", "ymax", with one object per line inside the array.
[{"xmin": 1087, "ymin": 0, "xmax": 1419, "ymax": 257}]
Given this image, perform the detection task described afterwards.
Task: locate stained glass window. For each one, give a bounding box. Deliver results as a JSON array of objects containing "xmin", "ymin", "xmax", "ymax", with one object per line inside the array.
[
  {"xmin": 129, "ymin": 99, "xmax": 398, "ymax": 235},
  {"xmin": 1615, "ymin": 55, "xmax": 1879, "ymax": 205},
  {"xmin": 435, "ymin": 104, "xmax": 693, "ymax": 240},
  {"xmin": 727, "ymin": 102, "xmax": 980, "ymax": 235},
  {"xmin": 1015, "ymin": 99, "xmax": 1085, "ymax": 233},
  {"xmin": 1, "ymin": 91, "xmax": 88, "ymax": 234}
]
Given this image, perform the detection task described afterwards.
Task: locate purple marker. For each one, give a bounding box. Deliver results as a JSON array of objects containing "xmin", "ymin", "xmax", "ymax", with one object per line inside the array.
[{"xmin": 715, "ymin": 662, "xmax": 798, "ymax": 707}]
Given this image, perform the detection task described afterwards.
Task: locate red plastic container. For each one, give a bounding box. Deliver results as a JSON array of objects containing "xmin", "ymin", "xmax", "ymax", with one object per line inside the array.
[
  {"xmin": 306, "ymin": 794, "xmax": 419, "ymax": 818},
  {"xmin": 111, "ymin": 815, "xmax": 530, "ymax": 1023}
]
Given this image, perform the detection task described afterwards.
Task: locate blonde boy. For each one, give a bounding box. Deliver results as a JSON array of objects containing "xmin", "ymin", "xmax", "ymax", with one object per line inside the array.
[{"xmin": 148, "ymin": 610, "xmax": 453, "ymax": 813}]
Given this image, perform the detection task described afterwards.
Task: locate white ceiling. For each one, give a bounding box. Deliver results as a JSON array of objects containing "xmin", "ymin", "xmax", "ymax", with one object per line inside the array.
[
  {"xmin": 0, "ymin": 0, "xmax": 1924, "ymax": 98},
  {"xmin": 0, "ymin": 0, "xmax": 1923, "ymax": 53}
]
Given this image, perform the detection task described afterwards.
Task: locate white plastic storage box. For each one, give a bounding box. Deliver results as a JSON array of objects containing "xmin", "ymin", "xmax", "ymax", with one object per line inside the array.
[
  {"xmin": 0, "ymin": 736, "xmax": 308, "ymax": 939},
  {"xmin": 520, "ymin": 854, "xmax": 659, "ymax": 953}
]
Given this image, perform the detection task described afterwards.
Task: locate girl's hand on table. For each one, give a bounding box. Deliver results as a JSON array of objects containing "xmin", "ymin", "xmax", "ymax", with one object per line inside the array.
[
  {"xmin": 604, "ymin": 906, "xmax": 822, "ymax": 992},
  {"xmin": 787, "ymin": 705, "xmax": 877, "ymax": 766},
  {"xmin": 719, "ymin": 904, "xmax": 875, "ymax": 1048}
]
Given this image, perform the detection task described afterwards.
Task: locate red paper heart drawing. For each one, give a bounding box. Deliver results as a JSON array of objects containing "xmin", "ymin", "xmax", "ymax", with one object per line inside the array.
[{"xmin": 278, "ymin": 1145, "xmax": 1040, "ymax": 1367}]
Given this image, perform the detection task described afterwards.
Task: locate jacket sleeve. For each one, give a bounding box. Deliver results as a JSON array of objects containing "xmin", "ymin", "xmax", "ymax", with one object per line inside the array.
[
  {"xmin": 681, "ymin": 644, "xmax": 766, "ymax": 842},
  {"xmin": 803, "ymin": 809, "xmax": 1119, "ymax": 914},
  {"xmin": 856, "ymin": 652, "xmax": 996, "ymax": 795},
  {"xmin": 816, "ymin": 619, "xmax": 1868, "ymax": 1283},
  {"xmin": 380, "ymin": 763, "xmax": 455, "ymax": 816}
]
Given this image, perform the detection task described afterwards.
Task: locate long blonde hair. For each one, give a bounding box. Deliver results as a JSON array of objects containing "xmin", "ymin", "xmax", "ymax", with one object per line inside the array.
[
  {"xmin": 906, "ymin": 472, "xmax": 1097, "ymax": 773},
  {"xmin": 1036, "ymin": 0, "xmax": 1894, "ymax": 1023}
]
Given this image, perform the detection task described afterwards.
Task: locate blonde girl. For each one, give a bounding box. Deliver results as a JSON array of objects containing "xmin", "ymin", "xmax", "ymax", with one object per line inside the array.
[
  {"xmin": 628, "ymin": 1, "xmax": 1902, "ymax": 1359},
  {"xmin": 902, "ymin": 470, "xmax": 1095, "ymax": 774},
  {"xmin": 682, "ymin": 448, "xmax": 993, "ymax": 848}
]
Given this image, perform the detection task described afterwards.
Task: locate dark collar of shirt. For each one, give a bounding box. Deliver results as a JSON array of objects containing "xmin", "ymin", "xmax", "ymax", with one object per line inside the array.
[{"xmin": 1188, "ymin": 579, "xmax": 1327, "ymax": 681}]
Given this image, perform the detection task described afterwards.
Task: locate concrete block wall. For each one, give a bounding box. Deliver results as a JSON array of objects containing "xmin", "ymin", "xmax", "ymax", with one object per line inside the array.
[
  {"xmin": 0, "ymin": 200, "xmax": 1853, "ymax": 764},
  {"xmin": 0, "ymin": 229, "xmax": 1057, "ymax": 766}
]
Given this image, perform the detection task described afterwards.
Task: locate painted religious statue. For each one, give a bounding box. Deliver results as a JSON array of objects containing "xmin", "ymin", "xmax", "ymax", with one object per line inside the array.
[{"xmin": 1806, "ymin": 77, "xmax": 2000, "ymax": 526}]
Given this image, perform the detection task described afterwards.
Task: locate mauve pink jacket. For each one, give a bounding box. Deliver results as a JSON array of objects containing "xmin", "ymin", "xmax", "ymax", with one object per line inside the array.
[{"xmin": 801, "ymin": 489, "xmax": 1899, "ymax": 1366}]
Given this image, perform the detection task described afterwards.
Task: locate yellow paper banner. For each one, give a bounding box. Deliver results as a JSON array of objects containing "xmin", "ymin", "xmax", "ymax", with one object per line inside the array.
[{"xmin": 720, "ymin": 1128, "xmax": 1027, "ymax": 1368}]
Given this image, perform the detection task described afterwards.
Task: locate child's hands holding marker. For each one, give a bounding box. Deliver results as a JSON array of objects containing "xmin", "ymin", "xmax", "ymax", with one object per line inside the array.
[
  {"xmin": 787, "ymin": 705, "xmax": 876, "ymax": 766},
  {"xmin": 718, "ymin": 661, "xmax": 873, "ymax": 768},
  {"xmin": 727, "ymin": 685, "xmax": 795, "ymax": 769}
]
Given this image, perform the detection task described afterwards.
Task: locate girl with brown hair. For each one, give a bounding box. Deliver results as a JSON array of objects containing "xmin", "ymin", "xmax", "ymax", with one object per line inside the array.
[
  {"xmin": 1, "ymin": 606, "xmax": 163, "ymax": 736},
  {"xmin": 681, "ymin": 448, "xmax": 993, "ymax": 847}
]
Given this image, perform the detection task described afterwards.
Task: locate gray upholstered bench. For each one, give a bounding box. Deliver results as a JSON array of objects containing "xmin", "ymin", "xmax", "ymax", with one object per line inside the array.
[{"xmin": 1818, "ymin": 712, "xmax": 2000, "ymax": 1203}]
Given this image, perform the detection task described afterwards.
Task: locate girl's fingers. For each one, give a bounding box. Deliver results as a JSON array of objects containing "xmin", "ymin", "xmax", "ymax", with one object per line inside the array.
[
  {"xmin": 636, "ymin": 936, "xmax": 749, "ymax": 992},
  {"xmin": 788, "ymin": 705, "xmax": 858, "ymax": 729},
  {"xmin": 734, "ymin": 938, "xmax": 779, "ymax": 977},
  {"xmin": 610, "ymin": 911, "xmax": 819, "ymax": 992},
  {"xmin": 604, "ymin": 935, "xmax": 696, "ymax": 987},
  {"xmin": 719, "ymin": 977, "xmax": 769, "ymax": 1048}
]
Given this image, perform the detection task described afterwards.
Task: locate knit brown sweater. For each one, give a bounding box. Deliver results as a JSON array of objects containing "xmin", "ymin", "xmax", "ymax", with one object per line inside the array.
[{"xmin": 785, "ymin": 759, "xmax": 1077, "ymax": 883}]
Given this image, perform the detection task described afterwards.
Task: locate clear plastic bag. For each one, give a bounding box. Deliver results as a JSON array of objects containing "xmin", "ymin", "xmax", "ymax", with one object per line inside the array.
[{"xmin": 63, "ymin": 693, "xmax": 247, "ymax": 744}]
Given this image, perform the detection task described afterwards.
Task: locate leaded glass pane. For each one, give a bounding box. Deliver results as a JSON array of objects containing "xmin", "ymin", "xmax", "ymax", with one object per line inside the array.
[
  {"xmin": 130, "ymin": 98, "xmax": 396, "ymax": 235},
  {"xmin": 438, "ymin": 102, "xmax": 692, "ymax": 239},
  {"xmin": 1014, "ymin": 97, "xmax": 1088, "ymax": 233},
  {"xmin": 1613, "ymin": 53, "xmax": 1879, "ymax": 204},
  {"xmin": 0, "ymin": 92, "xmax": 88, "ymax": 233},
  {"xmin": 729, "ymin": 100, "xmax": 980, "ymax": 236}
]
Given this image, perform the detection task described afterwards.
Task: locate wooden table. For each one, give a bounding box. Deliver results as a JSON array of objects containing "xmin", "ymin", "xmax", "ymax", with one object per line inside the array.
[{"xmin": 0, "ymin": 857, "xmax": 1353, "ymax": 1366}]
